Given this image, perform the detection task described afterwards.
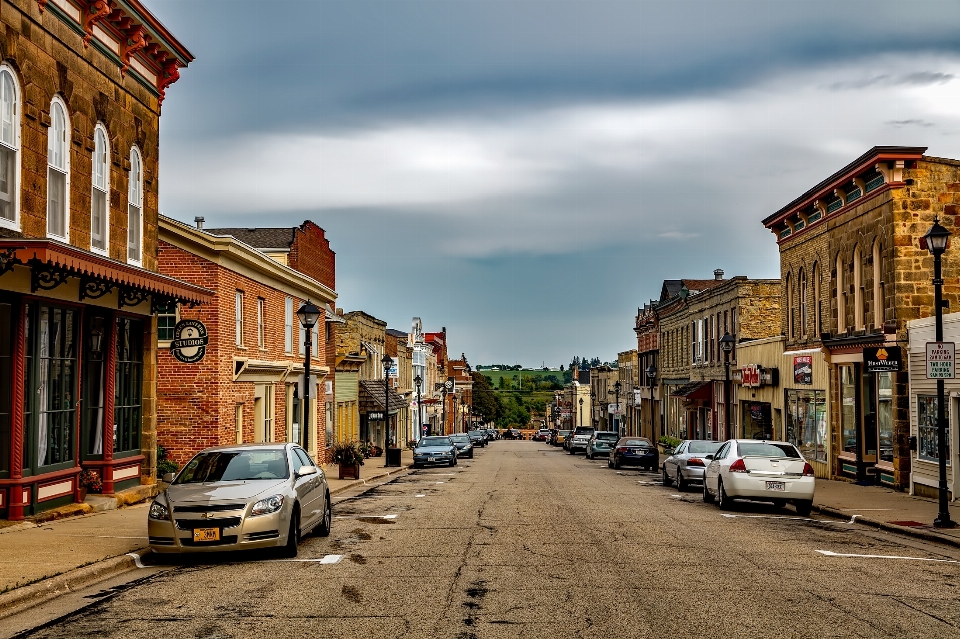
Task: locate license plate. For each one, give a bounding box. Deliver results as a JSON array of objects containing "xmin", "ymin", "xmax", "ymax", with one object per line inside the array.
[
  {"xmin": 193, "ymin": 527, "xmax": 220, "ymax": 542},
  {"xmin": 765, "ymin": 481, "xmax": 785, "ymax": 491},
  {"xmin": 428, "ymin": 457, "xmax": 436, "ymax": 462}
]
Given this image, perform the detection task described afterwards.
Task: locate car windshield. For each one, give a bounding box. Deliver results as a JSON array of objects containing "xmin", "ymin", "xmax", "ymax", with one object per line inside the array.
[
  {"xmin": 688, "ymin": 441, "xmax": 722, "ymax": 454},
  {"xmin": 419, "ymin": 437, "xmax": 451, "ymax": 447},
  {"xmin": 738, "ymin": 442, "xmax": 801, "ymax": 458},
  {"xmin": 622, "ymin": 439, "xmax": 651, "ymax": 447},
  {"xmin": 175, "ymin": 450, "xmax": 289, "ymax": 483}
]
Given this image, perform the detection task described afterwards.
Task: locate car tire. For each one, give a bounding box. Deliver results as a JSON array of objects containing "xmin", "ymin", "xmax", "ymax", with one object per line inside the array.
[
  {"xmin": 317, "ymin": 493, "xmax": 332, "ymax": 537},
  {"xmin": 413, "ymin": 463, "xmax": 422, "ymax": 469},
  {"xmin": 613, "ymin": 457, "xmax": 621, "ymax": 470},
  {"xmin": 676, "ymin": 469, "xmax": 687, "ymax": 491},
  {"xmin": 771, "ymin": 499, "xmax": 787, "ymax": 509},
  {"xmin": 450, "ymin": 458, "xmax": 457, "ymax": 467},
  {"xmin": 281, "ymin": 507, "xmax": 300, "ymax": 558},
  {"xmin": 662, "ymin": 466, "xmax": 673, "ymax": 487},
  {"xmin": 607, "ymin": 457, "xmax": 613, "ymax": 468},
  {"xmin": 718, "ymin": 479, "xmax": 733, "ymax": 510},
  {"xmin": 703, "ymin": 480, "xmax": 715, "ymax": 503},
  {"xmin": 568, "ymin": 447, "xmax": 575, "ymax": 455},
  {"xmin": 586, "ymin": 451, "xmax": 592, "ymax": 460},
  {"xmin": 795, "ymin": 500, "xmax": 813, "ymax": 517}
]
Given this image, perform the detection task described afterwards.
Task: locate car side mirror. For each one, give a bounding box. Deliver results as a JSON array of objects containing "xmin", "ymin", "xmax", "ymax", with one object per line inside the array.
[
  {"xmin": 663, "ymin": 448, "xmax": 674, "ymax": 456},
  {"xmin": 162, "ymin": 472, "xmax": 175, "ymax": 483},
  {"xmin": 297, "ymin": 465, "xmax": 318, "ymax": 478},
  {"xmin": 704, "ymin": 455, "xmax": 714, "ymax": 461}
]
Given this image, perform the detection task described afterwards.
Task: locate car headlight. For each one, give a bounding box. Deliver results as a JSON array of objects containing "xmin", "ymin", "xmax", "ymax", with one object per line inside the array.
[
  {"xmin": 149, "ymin": 500, "xmax": 169, "ymax": 520},
  {"xmin": 250, "ymin": 494, "xmax": 284, "ymax": 517}
]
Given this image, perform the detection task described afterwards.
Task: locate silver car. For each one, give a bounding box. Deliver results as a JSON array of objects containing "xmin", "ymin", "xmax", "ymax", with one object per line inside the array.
[
  {"xmin": 662, "ymin": 440, "xmax": 722, "ymax": 490},
  {"xmin": 148, "ymin": 443, "xmax": 331, "ymax": 557}
]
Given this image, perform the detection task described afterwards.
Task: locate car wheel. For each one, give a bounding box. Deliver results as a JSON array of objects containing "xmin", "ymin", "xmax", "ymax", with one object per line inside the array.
[
  {"xmin": 281, "ymin": 506, "xmax": 300, "ymax": 558},
  {"xmin": 771, "ymin": 499, "xmax": 787, "ymax": 509},
  {"xmin": 317, "ymin": 493, "xmax": 332, "ymax": 537},
  {"xmin": 676, "ymin": 469, "xmax": 687, "ymax": 491},
  {"xmin": 613, "ymin": 456, "xmax": 621, "ymax": 469},
  {"xmin": 607, "ymin": 457, "xmax": 613, "ymax": 468},
  {"xmin": 586, "ymin": 451, "xmax": 592, "ymax": 460},
  {"xmin": 470, "ymin": 451, "xmax": 475, "ymax": 459},
  {"xmin": 795, "ymin": 500, "xmax": 813, "ymax": 517},
  {"xmin": 662, "ymin": 466, "xmax": 673, "ymax": 487},
  {"xmin": 568, "ymin": 447, "xmax": 575, "ymax": 454},
  {"xmin": 450, "ymin": 457, "xmax": 457, "ymax": 467},
  {"xmin": 703, "ymin": 479, "xmax": 715, "ymax": 503},
  {"xmin": 718, "ymin": 479, "xmax": 733, "ymax": 510},
  {"xmin": 413, "ymin": 463, "xmax": 422, "ymax": 469}
]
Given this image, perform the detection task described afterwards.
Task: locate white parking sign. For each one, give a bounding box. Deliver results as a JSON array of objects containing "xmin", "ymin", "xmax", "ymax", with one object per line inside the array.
[{"xmin": 926, "ymin": 342, "xmax": 956, "ymax": 379}]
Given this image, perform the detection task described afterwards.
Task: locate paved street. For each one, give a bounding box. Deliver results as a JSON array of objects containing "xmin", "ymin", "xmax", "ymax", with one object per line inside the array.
[{"xmin": 17, "ymin": 441, "xmax": 960, "ymax": 639}]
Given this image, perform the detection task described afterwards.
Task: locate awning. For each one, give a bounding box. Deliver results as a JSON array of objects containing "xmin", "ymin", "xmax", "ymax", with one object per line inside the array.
[
  {"xmin": 670, "ymin": 380, "xmax": 713, "ymax": 400},
  {"xmin": 0, "ymin": 238, "xmax": 212, "ymax": 308},
  {"xmin": 359, "ymin": 379, "xmax": 406, "ymax": 415}
]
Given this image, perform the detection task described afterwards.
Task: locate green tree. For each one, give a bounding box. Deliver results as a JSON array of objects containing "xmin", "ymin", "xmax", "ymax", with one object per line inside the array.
[{"xmin": 472, "ymin": 371, "xmax": 502, "ymax": 422}]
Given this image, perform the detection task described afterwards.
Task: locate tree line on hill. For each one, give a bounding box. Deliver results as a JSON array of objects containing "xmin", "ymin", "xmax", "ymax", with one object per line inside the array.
[{"xmin": 471, "ymin": 372, "xmax": 549, "ymax": 429}]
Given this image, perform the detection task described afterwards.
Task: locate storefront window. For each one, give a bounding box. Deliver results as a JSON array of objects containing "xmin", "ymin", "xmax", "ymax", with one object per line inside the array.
[
  {"xmin": 840, "ymin": 365, "xmax": 857, "ymax": 454},
  {"xmin": 877, "ymin": 372, "xmax": 893, "ymax": 463},
  {"xmin": 36, "ymin": 305, "xmax": 77, "ymax": 468},
  {"xmin": 82, "ymin": 314, "xmax": 107, "ymax": 457},
  {"xmin": 918, "ymin": 395, "xmax": 948, "ymax": 464},
  {"xmin": 114, "ymin": 317, "xmax": 143, "ymax": 455},
  {"xmin": 741, "ymin": 402, "xmax": 772, "ymax": 439},
  {"xmin": 785, "ymin": 389, "xmax": 826, "ymax": 462}
]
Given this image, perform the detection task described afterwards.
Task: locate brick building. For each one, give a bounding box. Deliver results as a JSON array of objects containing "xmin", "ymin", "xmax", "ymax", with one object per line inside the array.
[
  {"xmin": 0, "ymin": 0, "xmax": 208, "ymax": 519},
  {"xmin": 385, "ymin": 328, "xmax": 412, "ymax": 444},
  {"xmin": 618, "ymin": 350, "xmax": 639, "ymax": 436},
  {"xmin": 763, "ymin": 146, "xmax": 960, "ymax": 490},
  {"xmin": 634, "ymin": 303, "xmax": 661, "ymax": 440},
  {"xmin": 424, "ymin": 329, "xmax": 451, "ymax": 433},
  {"xmin": 447, "ymin": 353, "xmax": 473, "ymax": 432},
  {"xmin": 156, "ymin": 216, "xmax": 336, "ymax": 465}
]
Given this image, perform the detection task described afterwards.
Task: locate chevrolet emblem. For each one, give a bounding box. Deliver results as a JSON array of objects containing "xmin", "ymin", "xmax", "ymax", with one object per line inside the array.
[{"xmin": 200, "ymin": 512, "xmax": 213, "ymax": 519}]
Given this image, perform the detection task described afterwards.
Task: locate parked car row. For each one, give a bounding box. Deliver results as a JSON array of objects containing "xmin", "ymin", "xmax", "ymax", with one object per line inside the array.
[{"xmin": 414, "ymin": 429, "xmax": 498, "ymax": 468}]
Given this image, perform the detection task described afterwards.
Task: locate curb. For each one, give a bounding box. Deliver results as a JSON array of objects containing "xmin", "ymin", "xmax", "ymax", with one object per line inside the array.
[
  {"xmin": 0, "ymin": 550, "xmax": 147, "ymax": 620},
  {"xmin": 813, "ymin": 504, "xmax": 960, "ymax": 550},
  {"xmin": 329, "ymin": 464, "xmax": 414, "ymax": 496}
]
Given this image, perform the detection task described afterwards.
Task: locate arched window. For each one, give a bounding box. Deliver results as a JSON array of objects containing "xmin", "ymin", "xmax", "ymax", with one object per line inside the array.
[
  {"xmin": 836, "ymin": 253, "xmax": 845, "ymax": 333},
  {"xmin": 0, "ymin": 66, "xmax": 20, "ymax": 229},
  {"xmin": 47, "ymin": 97, "xmax": 70, "ymax": 239},
  {"xmin": 853, "ymin": 245, "xmax": 864, "ymax": 331},
  {"xmin": 127, "ymin": 146, "xmax": 142, "ymax": 264},
  {"xmin": 873, "ymin": 239, "xmax": 882, "ymax": 329},
  {"xmin": 813, "ymin": 262, "xmax": 821, "ymax": 335},
  {"xmin": 91, "ymin": 124, "xmax": 109, "ymax": 253},
  {"xmin": 799, "ymin": 268, "xmax": 808, "ymax": 337},
  {"xmin": 785, "ymin": 272, "xmax": 794, "ymax": 339}
]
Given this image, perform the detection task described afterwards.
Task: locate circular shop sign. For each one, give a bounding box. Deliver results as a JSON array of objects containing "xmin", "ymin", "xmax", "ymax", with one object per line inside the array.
[{"xmin": 170, "ymin": 319, "xmax": 209, "ymax": 364}]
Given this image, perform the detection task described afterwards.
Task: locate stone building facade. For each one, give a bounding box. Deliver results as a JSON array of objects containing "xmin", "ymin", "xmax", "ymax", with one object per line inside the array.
[
  {"xmin": 0, "ymin": 0, "xmax": 204, "ymax": 519},
  {"xmin": 635, "ymin": 304, "xmax": 661, "ymax": 440},
  {"xmin": 762, "ymin": 146, "xmax": 960, "ymax": 489}
]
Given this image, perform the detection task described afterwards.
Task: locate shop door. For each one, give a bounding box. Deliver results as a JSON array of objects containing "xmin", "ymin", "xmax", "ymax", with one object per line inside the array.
[{"xmin": 860, "ymin": 367, "xmax": 878, "ymax": 464}]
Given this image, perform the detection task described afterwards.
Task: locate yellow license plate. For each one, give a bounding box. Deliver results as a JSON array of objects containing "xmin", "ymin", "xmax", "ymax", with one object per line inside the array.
[{"xmin": 193, "ymin": 527, "xmax": 220, "ymax": 542}]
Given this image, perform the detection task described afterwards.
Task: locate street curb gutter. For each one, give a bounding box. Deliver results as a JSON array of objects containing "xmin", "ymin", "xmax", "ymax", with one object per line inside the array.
[
  {"xmin": 0, "ymin": 550, "xmax": 147, "ymax": 621},
  {"xmin": 814, "ymin": 504, "xmax": 960, "ymax": 550}
]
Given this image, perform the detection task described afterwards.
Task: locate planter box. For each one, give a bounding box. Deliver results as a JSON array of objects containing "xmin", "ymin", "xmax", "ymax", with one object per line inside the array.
[{"xmin": 338, "ymin": 464, "xmax": 361, "ymax": 480}]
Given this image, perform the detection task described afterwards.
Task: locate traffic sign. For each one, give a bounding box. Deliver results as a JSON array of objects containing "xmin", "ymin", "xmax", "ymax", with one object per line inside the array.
[{"xmin": 926, "ymin": 342, "xmax": 956, "ymax": 379}]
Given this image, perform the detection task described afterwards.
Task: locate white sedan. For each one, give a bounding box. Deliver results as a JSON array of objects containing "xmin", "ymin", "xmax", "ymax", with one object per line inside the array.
[{"xmin": 702, "ymin": 439, "xmax": 815, "ymax": 515}]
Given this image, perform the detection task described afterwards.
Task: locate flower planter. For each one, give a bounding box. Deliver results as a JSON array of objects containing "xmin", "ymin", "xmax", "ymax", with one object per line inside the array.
[
  {"xmin": 78, "ymin": 487, "xmax": 88, "ymax": 502},
  {"xmin": 338, "ymin": 463, "xmax": 361, "ymax": 480}
]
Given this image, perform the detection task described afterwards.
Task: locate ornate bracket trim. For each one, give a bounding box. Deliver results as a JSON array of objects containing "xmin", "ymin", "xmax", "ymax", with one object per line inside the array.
[
  {"xmin": 79, "ymin": 276, "xmax": 115, "ymax": 301},
  {"xmin": 37, "ymin": 0, "xmax": 48, "ymax": 12},
  {"xmin": 118, "ymin": 286, "xmax": 149, "ymax": 309},
  {"xmin": 83, "ymin": 0, "xmax": 112, "ymax": 48},
  {"xmin": 158, "ymin": 61, "xmax": 180, "ymax": 106},
  {"xmin": 0, "ymin": 246, "xmax": 22, "ymax": 276},
  {"xmin": 150, "ymin": 294, "xmax": 179, "ymax": 315},
  {"xmin": 121, "ymin": 26, "xmax": 147, "ymax": 77},
  {"xmin": 29, "ymin": 260, "xmax": 71, "ymax": 292}
]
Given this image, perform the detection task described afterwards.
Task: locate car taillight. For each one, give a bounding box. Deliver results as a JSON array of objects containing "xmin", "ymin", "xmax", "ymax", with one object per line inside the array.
[
  {"xmin": 729, "ymin": 459, "xmax": 747, "ymax": 473},
  {"xmin": 687, "ymin": 458, "xmax": 705, "ymax": 467},
  {"xmin": 802, "ymin": 462, "xmax": 815, "ymax": 477},
  {"xmin": 616, "ymin": 447, "xmax": 627, "ymax": 453}
]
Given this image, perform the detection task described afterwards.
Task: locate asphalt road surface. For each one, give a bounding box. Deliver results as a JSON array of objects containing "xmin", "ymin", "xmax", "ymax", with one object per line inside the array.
[{"xmin": 15, "ymin": 441, "xmax": 960, "ymax": 638}]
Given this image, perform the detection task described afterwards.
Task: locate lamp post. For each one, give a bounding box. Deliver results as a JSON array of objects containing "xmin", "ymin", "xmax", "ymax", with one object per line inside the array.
[
  {"xmin": 924, "ymin": 217, "xmax": 954, "ymax": 528},
  {"xmin": 296, "ymin": 300, "xmax": 321, "ymax": 452},
  {"xmin": 414, "ymin": 375, "xmax": 424, "ymax": 437},
  {"xmin": 382, "ymin": 352, "xmax": 394, "ymax": 449},
  {"xmin": 613, "ymin": 380, "xmax": 622, "ymax": 436},
  {"xmin": 590, "ymin": 391, "xmax": 597, "ymax": 427},
  {"xmin": 720, "ymin": 331, "xmax": 735, "ymax": 440},
  {"xmin": 646, "ymin": 364, "xmax": 657, "ymax": 439},
  {"xmin": 578, "ymin": 397, "xmax": 583, "ymax": 429}
]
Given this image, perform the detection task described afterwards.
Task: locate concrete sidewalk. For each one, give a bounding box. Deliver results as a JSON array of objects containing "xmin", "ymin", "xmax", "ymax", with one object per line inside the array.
[{"xmin": 0, "ymin": 449, "xmax": 414, "ymax": 619}]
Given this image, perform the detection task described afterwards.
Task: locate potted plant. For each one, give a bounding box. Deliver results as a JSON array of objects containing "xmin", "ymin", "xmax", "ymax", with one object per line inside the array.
[
  {"xmin": 332, "ymin": 441, "xmax": 365, "ymax": 480},
  {"xmin": 78, "ymin": 468, "xmax": 102, "ymax": 500}
]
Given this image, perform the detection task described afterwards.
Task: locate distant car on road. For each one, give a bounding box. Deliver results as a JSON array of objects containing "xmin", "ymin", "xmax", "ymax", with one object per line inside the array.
[
  {"xmin": 702, "ymin": 439, "xmax": 815, "ymax": 515},
  {"xmin": 413, "ymin": 436, "xmax": 459, "ymax": 468},
  {"xmin": 468, "ymin": 430, "xmax": 488, "ymax": 447},
  {"xmin": 608, "ymin": 437, "xmax": 658, "ymax": 471},
  {"xmin": 533, "ymin": 428, "xmax": 551, "ymax": 442},
  {"xmin": 551, "ymin": 430, "xmax": 571, "ymax": 446},
  {"xmin": 662, "ymin": 440, "xmax": 723, "ymax": 490},
  {"xmin": 449, "ymin": 434, "xmax": 474, "ymax": 459},
  {"xmin": 148, "ymin": 443, "xmax": 331, "ymax": 558},
  {"xmin": 585, "ymin": 431, "xmax": 619, "ymax": 460},
  {"xmin": 567, "ymin": 427, "xmax": 596, "ymax": 454}
]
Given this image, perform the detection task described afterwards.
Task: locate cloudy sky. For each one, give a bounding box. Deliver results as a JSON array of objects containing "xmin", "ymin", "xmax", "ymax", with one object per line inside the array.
[{"xmin": 150, "ymin": 0, "xmax": 960, "ymax": 367}]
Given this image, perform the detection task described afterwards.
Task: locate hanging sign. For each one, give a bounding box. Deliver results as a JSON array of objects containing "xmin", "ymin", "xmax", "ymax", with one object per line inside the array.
[
  {"xmin": 926, "ymin": 342, "xmax": 956, "ymax": 379},
  {"xmin": 793, "ymin": 356, "xmax": 813, "ymax": 384},
  {"xmin": 863, "ymin": 346, "xmax": 902, "ymax": 374},
  {"xmin": 170, "ymin": 319, "xmax": 208, "ymax": 364}
]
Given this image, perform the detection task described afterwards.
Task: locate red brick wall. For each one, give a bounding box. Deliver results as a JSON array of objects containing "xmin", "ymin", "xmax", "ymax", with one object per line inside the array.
[
  {"xmin": 157, "ymin": 241, "xmax": 328, "ymax": 466},
  {"xmin": 288, "ymin": 221, "xmax": 336, "ymax": 291}
]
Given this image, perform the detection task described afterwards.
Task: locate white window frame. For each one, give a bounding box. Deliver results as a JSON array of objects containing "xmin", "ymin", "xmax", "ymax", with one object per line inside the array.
[
  {"xmin": 257, "ymin": 297, "xmax": 266, "ymax": 348},
  {"xmin": 127, "ymin": 146, "xmax": 143, "ymax": 265},
  {"xmin": 284, "ymin": 297, "xmax": 293, "ymax": 353},
  {"xmin": 0, "ymin": 65, "xmax": 21, "ymax": 232},
  {"xmin": 90, "ymin": 123, "xmax": 110, "ymax": 255},
  {"xmin": 46, "ymin": 96, "xmax": 70, "ymax": 241},
  {"xmin": 235, "ymin": 290, "xmax": 244, "ymax": 346}
]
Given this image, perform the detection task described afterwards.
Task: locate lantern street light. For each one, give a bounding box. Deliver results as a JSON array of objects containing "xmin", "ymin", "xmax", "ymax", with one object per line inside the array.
[
  {"xmin": 578, "ymin": 397, "xmax": 583, "ymax": 429},
  {"xmin": 414, "ymin": 374, "xmax": 424, "ymax": 437},
  {"xmin": 590, "ymin": 390, "xmax": 597, "ymax": 426},
  {"xmin": 720, "ymin": 331, "xmax": 736, "ymax": 440},
  {"xmin": 923, "ymin": 217, "xmax": 954, "ymax": 528},
  {"xmin": 295, "ymin": 300, "xmax": 321, "ymax": 451},
  {"xmin": 611, "ymin": 380, "xmax": 622, "ymax": 436},
  {"xmin": 645, "ymin": 365, "xmax": 657, "ymax": 437}
]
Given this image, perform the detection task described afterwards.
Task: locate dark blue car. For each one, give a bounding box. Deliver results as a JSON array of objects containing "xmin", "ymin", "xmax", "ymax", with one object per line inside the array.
[{"xmin": 608, "ymin": 437, "xmax": 658, "ymax": 471}]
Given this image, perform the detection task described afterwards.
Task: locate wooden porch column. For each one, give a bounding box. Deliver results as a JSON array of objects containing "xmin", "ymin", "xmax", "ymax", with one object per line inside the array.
[
  {"xmin": 101, "ymin": 313, "xmax": 117, "ymax": 494},
  {"xmin": 8, "ymin": 301, "xmax": 26, "ymax": 520}
]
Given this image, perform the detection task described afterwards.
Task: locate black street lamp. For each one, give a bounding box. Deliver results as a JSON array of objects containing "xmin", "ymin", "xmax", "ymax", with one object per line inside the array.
[
  {"xmin": 295, "ymin": 300, "xmax": 321, "ymax": 451},
  {"xmin": 590, "ymin": 391, "xmax": 597, "ymax": 427},
  {"xmin": 578, "ymin": 397, "xmax": 583, "ymax": 429},
  {"xmin": 720, "ymin": 331, "xmax": 736, "ymax": 440},
  {"xmin": 414, "ymin": 374, "xmax": 424, "ymax": 437},
  {"xmin": 612, "ymin": 380, "xmax": 622, "ymax": 435},
  {"xmin": 924, "ymin": 217, "xmax": 954, "ymax": 528},
  {"xmin": 645, "ymin": 364, "xmax": 657, "ymax": 438}
]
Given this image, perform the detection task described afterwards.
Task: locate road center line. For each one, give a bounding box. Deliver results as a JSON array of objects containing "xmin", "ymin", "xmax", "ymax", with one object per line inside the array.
[{"xmin": 816, "ymin": 550, "xmax": 960, "ymax": 563}]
